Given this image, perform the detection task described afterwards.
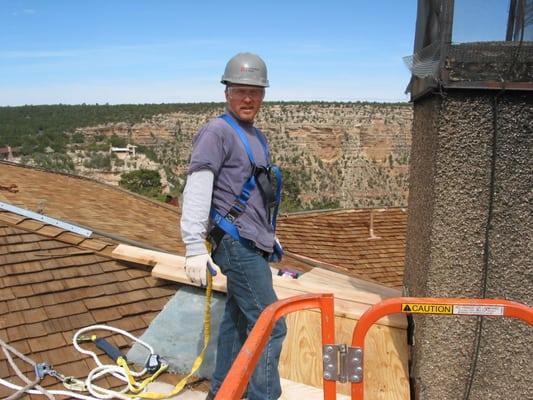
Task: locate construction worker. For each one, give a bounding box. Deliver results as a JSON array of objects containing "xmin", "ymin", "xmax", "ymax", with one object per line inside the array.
[{"xmin": 180, "ymin": 52, "xmax": 286, "ymax": 400}]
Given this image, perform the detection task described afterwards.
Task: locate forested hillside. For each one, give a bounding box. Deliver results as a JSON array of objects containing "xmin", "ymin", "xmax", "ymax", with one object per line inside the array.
[
  {"xmin": 0, "ymin": 103, "xmax": 220, "ymax": 153},
  {"xmin": 0, "ymin": 102, "xmax": 412, "ymax": 211}
]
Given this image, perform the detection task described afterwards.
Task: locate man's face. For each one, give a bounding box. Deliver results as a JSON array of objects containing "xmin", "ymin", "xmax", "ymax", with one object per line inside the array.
[{"xmin": 225, "ymin": 84, "xmax": 265, "ymax": 123}]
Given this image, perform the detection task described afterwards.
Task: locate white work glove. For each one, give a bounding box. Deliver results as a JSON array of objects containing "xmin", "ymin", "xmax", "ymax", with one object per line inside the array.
[{"xmin": 185, "ymin": 253, "xmax": 220, "ymax": 287}]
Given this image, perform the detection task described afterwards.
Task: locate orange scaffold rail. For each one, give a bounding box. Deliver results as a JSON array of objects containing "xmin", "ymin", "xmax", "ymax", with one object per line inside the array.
[
  {"xmin": 215, "ymin": 293, "xmax": 338, "ymax": 400},
  {"xmin": 215, "ymin": 295, "xmax": 533, "ymax": 400},
  {"xmin": 350, "ymin": 297, "xmax": 533, "ymax": 400}
]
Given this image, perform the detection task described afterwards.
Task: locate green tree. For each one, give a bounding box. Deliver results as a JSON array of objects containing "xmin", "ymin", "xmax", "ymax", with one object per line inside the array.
[
  {"xmin": 280, "ymin": 169, "xmax": 303, "ymax": 213},
  {"xmin": 119, "ymin": 169, "xmax": 161, "ymax": 197},
  {"xmin": 83, "ymin": 152, "xmax": 112, "ymax": 170},
  {"xmin": 21, "ymin": 153, "xmax": 75, "ymax": 173},
  {"xmin": 109, "ymin": 134, "xmax": 127, "ymax": 147},
  {"xmin": 309, "ymin": 197, "xmax": 340, "ymax": 210}
]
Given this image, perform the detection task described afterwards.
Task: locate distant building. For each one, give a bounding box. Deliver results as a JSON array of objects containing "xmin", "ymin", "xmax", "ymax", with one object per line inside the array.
[{"xmin": 110, "ymin": 144, "xmax": 137, "ymax": 159}]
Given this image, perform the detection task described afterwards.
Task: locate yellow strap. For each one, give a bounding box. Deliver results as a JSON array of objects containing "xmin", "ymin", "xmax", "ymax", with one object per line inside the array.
[
  {"xmin": 126, "ymin": 270, "xmax": 214, "ymax": 399},
  {"xmin": 118, "ymin": 357, "xmax": 168, "ymax": 393}
]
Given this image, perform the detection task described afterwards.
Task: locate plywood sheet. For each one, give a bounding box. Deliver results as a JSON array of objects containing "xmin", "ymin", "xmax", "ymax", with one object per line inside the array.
[
  {"xmin": 280, "ymin": 378, "xmax": 351, "ymax": 399},
  {"xmin": 279, "ymin": 310, "xmax": 409, "ymax": 399},
  {"xmin": 145, "ymin": 379, "xmax": 351, "ymax": 399}
]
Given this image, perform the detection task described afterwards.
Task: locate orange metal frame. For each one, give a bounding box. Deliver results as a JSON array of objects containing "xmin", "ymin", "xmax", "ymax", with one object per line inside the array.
[
  {"xmin": 350, "ymin": 297, "xmax": 533, "ymax": 400},
  {"xmin": 214, "ymin": 295, "xmax": 533, "ymax": 400}
]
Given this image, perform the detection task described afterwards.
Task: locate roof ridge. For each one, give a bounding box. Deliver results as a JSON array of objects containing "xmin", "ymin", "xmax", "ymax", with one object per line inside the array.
[{"xmin": 280, "ymin": 206, "xmax": 407, "ymax": 219}]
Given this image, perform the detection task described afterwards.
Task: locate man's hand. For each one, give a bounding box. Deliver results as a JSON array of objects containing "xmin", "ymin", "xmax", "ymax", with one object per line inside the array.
[{"xmin": 185, "ymin": 253, "xmax": 221, "ymax": 286}]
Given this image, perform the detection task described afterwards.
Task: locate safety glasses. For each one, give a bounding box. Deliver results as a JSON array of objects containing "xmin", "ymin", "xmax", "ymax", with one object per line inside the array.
[{"xmin": 227, "ymin": 86, "xmax": 265, "ymax": 100}]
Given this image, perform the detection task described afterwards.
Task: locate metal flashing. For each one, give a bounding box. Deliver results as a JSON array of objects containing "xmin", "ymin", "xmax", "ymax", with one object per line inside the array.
[{"xmin": 0, "ymin": 201, "xmax": 93, "ymax": 237}]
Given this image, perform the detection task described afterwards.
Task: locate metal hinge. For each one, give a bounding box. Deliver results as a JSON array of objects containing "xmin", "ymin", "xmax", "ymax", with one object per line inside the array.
[{"xmin": 322, "ymin": 344, "xmax": 363, "ymax": 383}]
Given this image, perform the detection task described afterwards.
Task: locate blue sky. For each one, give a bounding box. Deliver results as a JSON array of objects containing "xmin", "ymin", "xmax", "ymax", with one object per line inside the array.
[{"xmin": 2, "ymin": 0, "xmax": 419, "ymax": 105}]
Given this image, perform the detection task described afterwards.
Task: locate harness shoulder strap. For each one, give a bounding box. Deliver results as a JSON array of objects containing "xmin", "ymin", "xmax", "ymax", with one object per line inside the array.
[
  {"xmin": 209, "ymin": 114, "xmax": 282, "ymax": 260},
  {"xmin": 220, "ymin": 113, "xmax": 269, "ymax": 166}
]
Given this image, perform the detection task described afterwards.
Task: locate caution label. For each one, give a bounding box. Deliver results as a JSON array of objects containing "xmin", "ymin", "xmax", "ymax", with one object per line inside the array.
[
  {"xmin": 453, "ymin": 305, "xmax": 504, "ymax": 316},
  {"xmin": 402, "ymin": 303, "xmax": 453, "ymax": 314}
]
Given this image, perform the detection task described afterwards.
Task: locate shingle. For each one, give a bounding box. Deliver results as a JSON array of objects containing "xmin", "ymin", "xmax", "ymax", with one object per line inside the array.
[
  {"xmin": 27, "ymin": 332, "xmax": 67, "ymax": 353},
  {"xmin": 17, "ymin": 219, "xmax": 46, "ymax": 231},
  {"xmin": 90, "ymin": 307, "xmax": 122, "ymax": 323},
  {"xmin": 22, "ymin": 309, "xmax": 49, "ymax": 324},
  {"xmin": 83, "ymin": 295, "xmax": 121, "ymax": 310},
  {"xmin": 0, "ymin": 288, "xmax": 15, "ymax": 300},
  {"xmin": 6, "ymin": 298, "xmax": 32, "ymax": 314},
  {"xmin": 34, "ymin": 225, "xmax": 63, "ymax": 237},
  {"xmin": 2, "ymin": 311, "xmax": 25, "ymax": 328},
  {"xmin": 44, "ymin": 301, "xmax": 88, "ymax": 319},
  {"xmin": 78, "ymin": 238, "xmax": 109, "ymax": 251}
]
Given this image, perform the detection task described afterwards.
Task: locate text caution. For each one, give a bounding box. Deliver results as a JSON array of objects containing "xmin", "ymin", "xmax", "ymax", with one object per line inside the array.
[{"xmin": 401, "ymin": 304, "xmax": 453, "ymax": 314}]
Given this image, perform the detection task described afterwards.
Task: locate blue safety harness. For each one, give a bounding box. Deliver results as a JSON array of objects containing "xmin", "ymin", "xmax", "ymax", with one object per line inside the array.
[{"xmin": 209, "ymin": 113, "xmax": 283, "ymax": 262}]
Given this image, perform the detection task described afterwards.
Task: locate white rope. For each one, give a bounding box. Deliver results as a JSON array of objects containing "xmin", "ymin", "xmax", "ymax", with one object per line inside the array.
[
  {"xmin": 0, "ymin": 378, "xmax": 100, "ymax": 400},
  {"xmin": 0, "ymin": 337, "xmax": 54, "ymax": 400},
  {"xmin": 1, "ymin": 325, "xmax": 158, "ymax": 399},
  {"xmin": 73, "ymin": 325, "xmax": 155, "ymax": 399},
  {"xmin": 0, "ymin": 334, "xmax": 132, "ymax": 400}
]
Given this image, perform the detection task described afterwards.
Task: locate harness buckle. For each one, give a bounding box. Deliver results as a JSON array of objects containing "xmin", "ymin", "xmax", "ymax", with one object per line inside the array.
[{"xmin": 63, "ymin": 377, "xmax": 88, "ymax": 391}]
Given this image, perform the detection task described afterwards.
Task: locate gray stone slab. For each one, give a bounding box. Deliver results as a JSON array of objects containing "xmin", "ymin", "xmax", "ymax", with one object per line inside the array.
[{"xmin": 127, "ymin": 286, "xmax": 225, "ymax": 378}]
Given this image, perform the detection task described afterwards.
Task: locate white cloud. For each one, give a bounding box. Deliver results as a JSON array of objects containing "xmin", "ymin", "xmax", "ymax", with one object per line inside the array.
[{"xmin": 11, "ymin": 9, "xmax": 37, "ymax": 16}]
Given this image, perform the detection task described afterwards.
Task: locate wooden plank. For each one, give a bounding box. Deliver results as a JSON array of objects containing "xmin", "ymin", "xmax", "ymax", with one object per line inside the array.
[
  {"xmin": 279, "ymin": 310, "xmax": 409, "ymax": 399},
  {"xmin": 280, "ymin": 378, "xmax": 350, "ymax": 399},
  {"xmin": 113, "ymin": 244, "xmax": 406, "ymax": 328},
  {"xmin": 152, "ymin": 261, "xmax": 229, "ymax": 293},
  {"xmin": 275, "ymin": 269, "xmax": 394, "ymax": 306},
  {"xmin": 153, "ymin": 262, "xmax": 404, "ymax": 327},
  {"xmin": 303, "ymin": 268, "xmax": 401, "ymax": 298},
  {"xmin": 112, "ymin": 243, "xmax": 182, "ymax": 267},
  {"xmin": 144, "ymin": 379, "xmax": 351, "ymax": 399}
]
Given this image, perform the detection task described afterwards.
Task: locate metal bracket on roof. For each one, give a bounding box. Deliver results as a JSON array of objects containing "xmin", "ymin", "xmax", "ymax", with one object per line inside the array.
[
  {"xmin": 35, "ymin": 363, "xmax": 53, "ymax": 379},
  {"xmin": 0, "ymin": 201, "xmax": 92, "ymax": 237},
  {"xmin": 322, "ymin": 344, "xmax": 364, "ymax": 383}
]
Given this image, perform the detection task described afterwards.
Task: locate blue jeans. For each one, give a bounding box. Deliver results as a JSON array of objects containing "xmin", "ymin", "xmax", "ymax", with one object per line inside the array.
[{"xmin": 210, "ymin": 236, "xmax": 287, "ymax": 400}]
